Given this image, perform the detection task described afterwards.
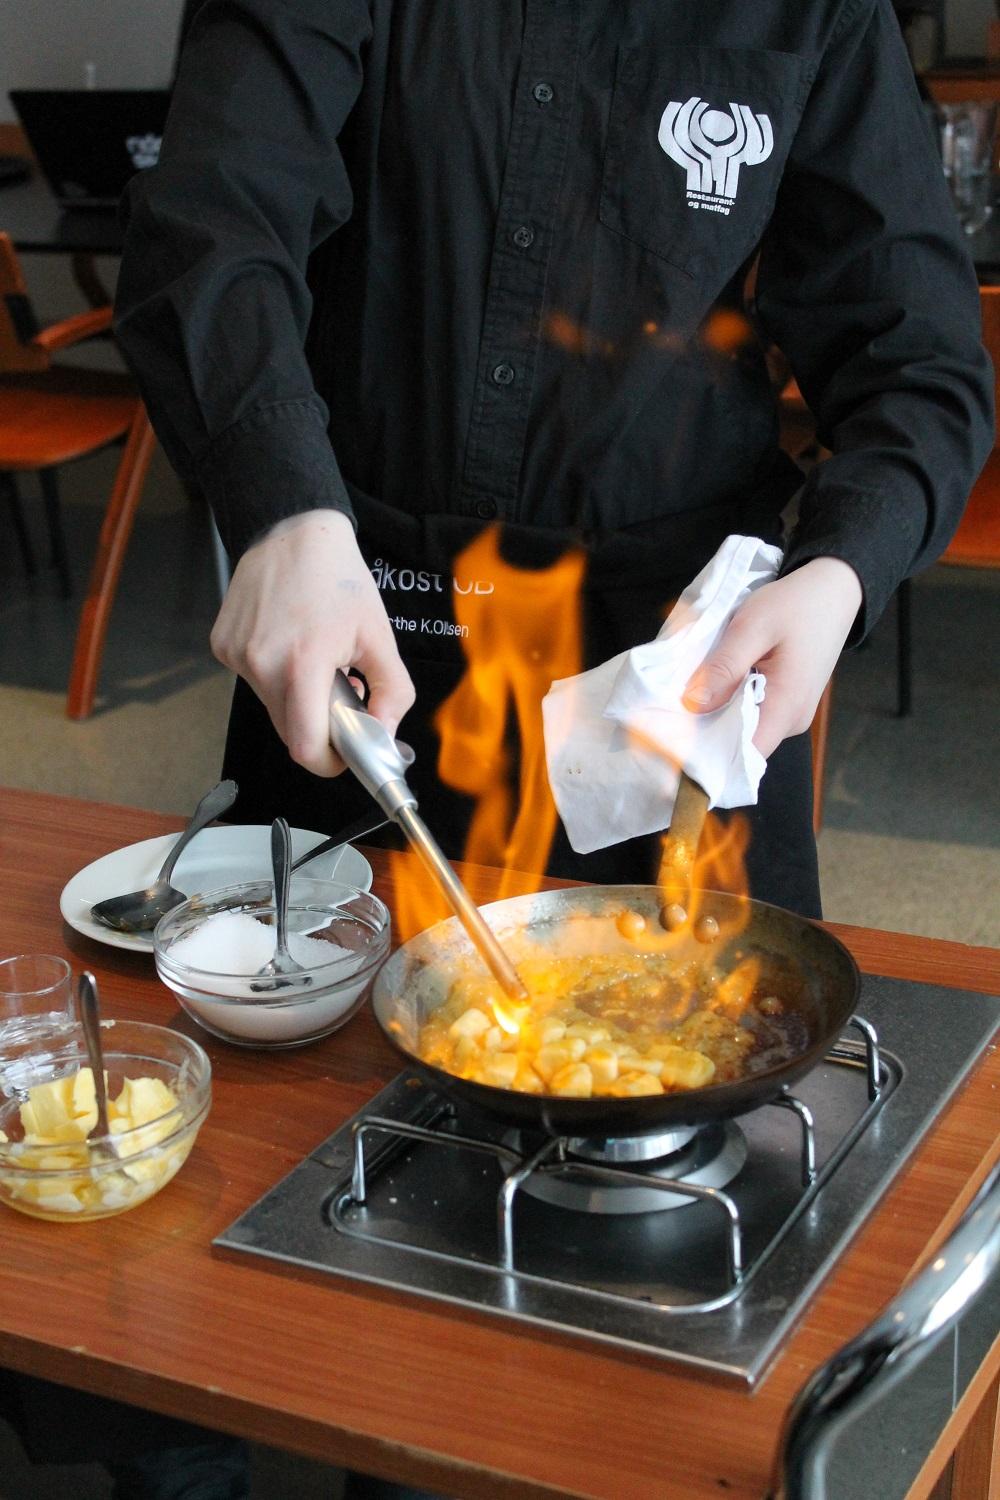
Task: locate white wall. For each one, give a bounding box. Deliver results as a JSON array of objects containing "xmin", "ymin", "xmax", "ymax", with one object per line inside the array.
[{"xmin": 1, "ymin": 0, "xmax": 184, "ymax": 121}]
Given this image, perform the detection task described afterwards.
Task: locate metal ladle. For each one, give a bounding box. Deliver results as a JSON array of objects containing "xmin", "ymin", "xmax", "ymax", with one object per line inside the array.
[
  {"xmin": 91, "ymin": 779, "xmax": 238, "ymax": 932},
  {"xmin": 328, "ymin": 672, "xmax": 527, "ymax": 1002}
]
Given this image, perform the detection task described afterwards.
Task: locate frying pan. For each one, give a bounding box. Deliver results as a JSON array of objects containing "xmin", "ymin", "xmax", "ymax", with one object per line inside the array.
[{"xmin": 371, "ymin": 885, "xmax": 860, "ymax": 1138}]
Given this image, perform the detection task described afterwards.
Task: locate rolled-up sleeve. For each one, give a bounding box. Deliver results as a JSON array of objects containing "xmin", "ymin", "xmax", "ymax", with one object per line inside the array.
[
  {"xmin": 756, "ymin": 0, "xmax": 994, "ymax": 637},
  {"xmin": 114, "ymin": 0, "xmax": 372, "ymax": 558}
]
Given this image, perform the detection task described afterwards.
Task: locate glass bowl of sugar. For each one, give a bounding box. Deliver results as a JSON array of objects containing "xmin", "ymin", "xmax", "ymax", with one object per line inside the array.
[{"xmin": 153, "ymin": 878, "xmax": 391, "ymax": 1048}]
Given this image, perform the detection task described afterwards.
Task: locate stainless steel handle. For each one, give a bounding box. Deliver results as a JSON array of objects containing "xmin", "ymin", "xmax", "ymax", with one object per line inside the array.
[
  {"xmin": 328, "ymin": 672, "xmax": 416, "ymax": 818},
  {"xmin": 327, "ymin": 672, "xmax": 526, "ymax": 1001}
]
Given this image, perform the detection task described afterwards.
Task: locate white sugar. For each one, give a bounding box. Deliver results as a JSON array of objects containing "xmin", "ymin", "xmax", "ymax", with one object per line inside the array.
[
  {"xmin": 168, "ymin": 911, "xmax": 353, "ymax": 975},
  {"xmin": 169, "ymin": 911, "xmax": 275, "ymax": 974},
  {"xmin": 286, "ymin": 931, "xmax": 352, "ymax": 966}
]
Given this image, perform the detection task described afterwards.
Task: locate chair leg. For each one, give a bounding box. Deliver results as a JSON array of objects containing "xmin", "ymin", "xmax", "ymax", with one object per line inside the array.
[
  {"xmin": 0, "ymin": 471, "xmax": 37, "ymax": 576},
  {"xmin": 896, "ymin": 577, "xmax": 912, "ymax": 718},
  {"xmin": 810, "ymin": 678, "xmax": 834, "ymax": 837},
  {"xmin": 66, "ymin": 406, "xmax": 156, "ymax": 720},
  {"xmin": 37, "ymin": 467, "xmax": 72, "ymax": 599}
]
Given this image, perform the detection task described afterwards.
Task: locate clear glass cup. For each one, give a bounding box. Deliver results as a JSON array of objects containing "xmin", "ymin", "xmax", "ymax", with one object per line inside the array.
[
  {"xmin": 934, "ymin": 102, "xmax": 998, "ymax": 236},
  {"xmin": 0, "ymin": 955, "xmax": 75, "ymax": 1094}
]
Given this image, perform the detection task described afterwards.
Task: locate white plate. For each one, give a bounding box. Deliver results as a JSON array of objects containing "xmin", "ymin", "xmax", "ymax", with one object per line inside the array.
[{"xmin": 60, "ymin": 825, "xmax": 374, "ymax": 954}]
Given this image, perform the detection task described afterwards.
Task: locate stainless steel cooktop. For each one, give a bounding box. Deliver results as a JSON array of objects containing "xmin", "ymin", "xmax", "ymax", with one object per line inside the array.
[{"xmin": 216, "ymin": 975, "xmax": 999, "ymax": 1386}]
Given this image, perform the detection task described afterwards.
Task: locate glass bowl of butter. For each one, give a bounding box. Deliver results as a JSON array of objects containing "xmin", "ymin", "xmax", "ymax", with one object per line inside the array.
[
  {"xmin": 0, "ymin": 1019, "xmax": 211, "ymax": 1222},
  {"xmin": 153, "ymin": 878, "xmax": 391, "ymax": 1048}
]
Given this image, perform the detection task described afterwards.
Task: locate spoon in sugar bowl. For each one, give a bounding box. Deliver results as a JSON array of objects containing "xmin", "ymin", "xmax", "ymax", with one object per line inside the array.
[{"xmin": 251, "ymin": 818, "xmax": 313, "ymax": 993}]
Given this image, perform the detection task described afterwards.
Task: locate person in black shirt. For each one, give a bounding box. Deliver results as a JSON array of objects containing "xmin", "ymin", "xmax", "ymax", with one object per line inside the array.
[
  {"xmin": 114, "ymin": 0, "xmax": 994, "ymax": 910},
  {"xmin": 114, "ymin": 0, "xmax": 991, "ymax": 918}
]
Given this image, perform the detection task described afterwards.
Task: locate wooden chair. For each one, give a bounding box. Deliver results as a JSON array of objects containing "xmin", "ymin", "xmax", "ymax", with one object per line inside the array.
[
  {"xmin": 0, "ymin": 231, "xmax": 155, "ymax": 719},
  {"xmin": 896, "ymin": 282, "xmax": 1000, "ymax": 714}
]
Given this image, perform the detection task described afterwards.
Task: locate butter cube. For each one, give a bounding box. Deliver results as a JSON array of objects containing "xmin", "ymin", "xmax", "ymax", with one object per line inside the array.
[
  {"xmin": 565, "ymin": 1022, "xmax": 611, "ymax": 1044},
  {"xmin": 448, "ymin": 1008, "xmax": 491, "ymax": 1040},
  {"xmin": 549, "ymin": 1062, "xmax": 594, "ymax": 1098},
  {"xmin": 609, "ymin": 1072, "xmax": 663, "ymax": 1097},
  {"xmin": 534, "ymin": 1038, "xmax": 587, "ymax": 1082},
  {"xmin": 657, "ymin": 1048, "xmax": 715, "ymax": 1090},
  {"xmin": 584, "ymin": 1046, "xmax": 619, "ymax": 1086},
  {"xmin": 513, "ymin": 1063, "xmax": 544, "ymax": 1094},
  {"xmin": 618, "ymin": 1054, "xmax": 664, "ymax": 1077},
  {"xmin": 480, "ymin": 1053, "xmax": 519, "ymax": 1088}
]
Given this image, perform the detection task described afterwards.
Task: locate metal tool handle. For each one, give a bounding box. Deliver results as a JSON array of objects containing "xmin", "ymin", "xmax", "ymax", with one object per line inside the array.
[
  {"xmin": 394, "ymin": 806, "xmax": 527, "ymax": 1001},
  {"xmin": 156, "ymin": 779, "xmax": 238, "ymax": 885},
  {"xmin": 77, "ymin": 971, "xmax": 110, "ymax": 1139},
  {"xmin": 329, "ymin": 673, "xmax": 416, "ymax": 818},
  {"xmin": 328, "ymin": 673, "xmax": 526, "ymax": 1001}
]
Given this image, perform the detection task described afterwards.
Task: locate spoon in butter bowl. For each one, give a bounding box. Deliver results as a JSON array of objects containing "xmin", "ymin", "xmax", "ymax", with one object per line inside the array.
[
  {"xmin": 251, "ymin": 818, "xmax": 313, "ymax": 994},
  {"xmin": 91, "ymin": 779, "xmax": 238, "ymax": 933},
  {"xmin": 77, "ymin": 971, "xmax": 114, "ymax": 1162}
]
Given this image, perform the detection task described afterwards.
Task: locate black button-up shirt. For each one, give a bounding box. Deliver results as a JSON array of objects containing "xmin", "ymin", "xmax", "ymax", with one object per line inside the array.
[{"xmin": 115, "ymin": 0, "xmax": 993, "ymax": 635}]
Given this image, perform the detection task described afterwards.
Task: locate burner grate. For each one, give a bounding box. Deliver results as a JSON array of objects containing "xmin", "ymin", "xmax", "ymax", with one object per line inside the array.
[{"xmin": 340, "ymin": 1019, "xmax": 886, "ymax": 1306}]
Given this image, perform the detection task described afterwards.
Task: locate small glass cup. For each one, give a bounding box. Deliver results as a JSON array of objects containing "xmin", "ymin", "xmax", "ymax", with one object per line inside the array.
[
  {"xmin": 0, "ymin": 955, "xmax": 75, "ymax": 1094},
  {"xmin": 933, "ymin": 101, "xmax": 998, "ymax": 236}
]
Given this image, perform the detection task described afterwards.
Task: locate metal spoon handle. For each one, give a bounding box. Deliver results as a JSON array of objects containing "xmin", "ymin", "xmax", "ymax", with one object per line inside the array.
[
  {"xmin": 77, "ymin": 971, "xmax": 110, "ymax": 1139},
  {"xmin": 271, "ymin": 817, "xmax": 293, "ymax": 961},
  {"xmin": 156, "ymin": 779, "xmax": 238, "ymax": 886}
]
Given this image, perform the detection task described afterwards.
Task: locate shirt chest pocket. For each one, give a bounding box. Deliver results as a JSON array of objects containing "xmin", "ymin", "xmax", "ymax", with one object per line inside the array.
[{"xmin": 600, "ymin": 45, "xmax": 809, "ymax": 278}]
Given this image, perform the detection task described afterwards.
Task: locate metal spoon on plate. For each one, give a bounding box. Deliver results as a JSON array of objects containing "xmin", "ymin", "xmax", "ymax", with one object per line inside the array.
[{"xmin": 91, "ymin": 779, "xmax": 238, "ymax": 933}]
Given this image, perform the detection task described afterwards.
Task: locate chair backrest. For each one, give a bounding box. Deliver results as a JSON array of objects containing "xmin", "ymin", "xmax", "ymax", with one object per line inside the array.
[
  {"xmin": 0, "ymin": 232, "xmax": 49, "ymax": 374},
  {"xmin": 979, "ymin": 284, "xmax": 1000, "ymax": 451}
]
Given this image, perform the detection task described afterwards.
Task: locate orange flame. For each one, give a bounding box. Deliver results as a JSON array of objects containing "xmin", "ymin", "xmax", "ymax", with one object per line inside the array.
[{"xmin": 389, "ymin": 527, "xmax": 585, "ymax": 945}]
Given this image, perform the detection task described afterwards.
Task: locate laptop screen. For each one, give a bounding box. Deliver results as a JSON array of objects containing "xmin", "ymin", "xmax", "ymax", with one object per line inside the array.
[{"xmin": 10, "ymin": 89, "xmax": 172, "ymax": 209}]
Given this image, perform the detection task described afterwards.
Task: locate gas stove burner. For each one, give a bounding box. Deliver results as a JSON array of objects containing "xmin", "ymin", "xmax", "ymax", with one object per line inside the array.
[
  {"xmin": 217, "ymin": 979, "xmax": 1000, "ymax": 1385},
  {"xmin": 565, "ymin": 1123, "xmax": 699, "ymax": 1163},
  {"xmin": 504, "ymin": 1120, "xmax": 748, "ymax": 1215}
]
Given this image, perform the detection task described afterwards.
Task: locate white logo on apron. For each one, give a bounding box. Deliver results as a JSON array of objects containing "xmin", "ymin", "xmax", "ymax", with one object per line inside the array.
[{"xmin": 658, "ymin": 97, "xmax": 773, "ymax": 216}]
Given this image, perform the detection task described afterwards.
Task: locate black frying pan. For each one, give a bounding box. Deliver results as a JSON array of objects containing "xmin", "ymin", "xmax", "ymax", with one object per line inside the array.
[{"xmin": 371, "ymin": 886, "xmax": 860, "ymax": 1138}]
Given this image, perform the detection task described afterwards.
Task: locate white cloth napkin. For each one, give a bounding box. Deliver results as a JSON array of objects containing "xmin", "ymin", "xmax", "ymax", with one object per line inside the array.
[{"xmin": 542, "ymin": 535, "xmax": 783, "ymax": 854}]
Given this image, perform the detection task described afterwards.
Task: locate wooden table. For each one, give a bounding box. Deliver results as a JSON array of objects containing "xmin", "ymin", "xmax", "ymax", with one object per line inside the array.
[{"xmin": 1, "ymin": 787, "xmax": 998, "ymax": 1499}]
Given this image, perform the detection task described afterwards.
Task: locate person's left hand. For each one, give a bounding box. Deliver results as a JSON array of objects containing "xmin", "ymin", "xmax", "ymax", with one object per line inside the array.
[{"xmin": 682, "ymin": 556, "xmax": 864, "ymax": 757}]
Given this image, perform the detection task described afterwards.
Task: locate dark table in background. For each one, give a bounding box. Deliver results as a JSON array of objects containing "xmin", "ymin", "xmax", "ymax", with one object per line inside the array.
[{"xmin": 0, "ymin": 161, "xmax": 122, "ymax": 305}]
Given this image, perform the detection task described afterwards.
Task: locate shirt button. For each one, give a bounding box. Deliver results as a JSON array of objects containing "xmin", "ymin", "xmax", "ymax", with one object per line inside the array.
[
  {"xmin": 491, "ymin": 362, "xmax": 515, "ymax": 386},
  {"xmin": 475, "ymin": 499, "xmax": 498, "ymax": 520},
  {"xmin": 533, "ymin": 81, "xmax": 554, "ymax": 105},
  {"xmin": 512, "ymin": 224, "xmax": 535, "ymax": 249}
]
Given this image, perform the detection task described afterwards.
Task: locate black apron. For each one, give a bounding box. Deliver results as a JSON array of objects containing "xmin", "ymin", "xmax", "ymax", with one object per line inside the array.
[{"xmin": 221, "ymin": 493, "xmax": 821, "ymax": 918}]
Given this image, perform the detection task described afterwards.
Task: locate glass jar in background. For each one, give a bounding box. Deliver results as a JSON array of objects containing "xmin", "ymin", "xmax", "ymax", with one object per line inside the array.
[{"xmin": 934, "ymin": 101, "xmax": 998, "ymax": 236}]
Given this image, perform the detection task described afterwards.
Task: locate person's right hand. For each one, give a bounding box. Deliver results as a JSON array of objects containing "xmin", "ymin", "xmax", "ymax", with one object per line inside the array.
[{"xmin": 210, "ymin": 509, "xmax": 415, "ymax": 777}]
